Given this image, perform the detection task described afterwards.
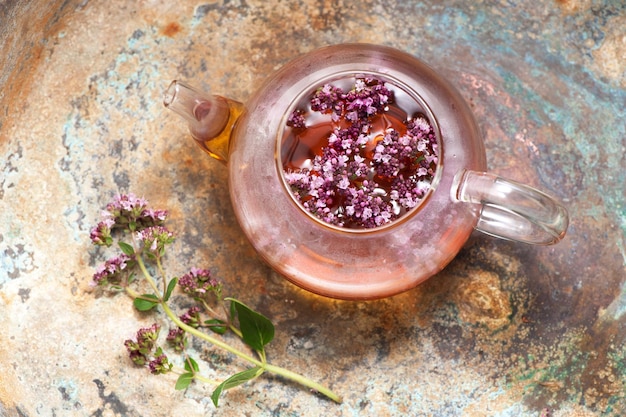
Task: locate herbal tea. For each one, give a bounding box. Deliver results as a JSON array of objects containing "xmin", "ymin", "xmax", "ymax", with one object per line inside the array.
[
  {"xmin": 167, "ymin": 44, "xmax": 567, "ymax": 299},
  {"xmin": 280, "ymin": 75, "xmax": 439, "ymax": 229}
]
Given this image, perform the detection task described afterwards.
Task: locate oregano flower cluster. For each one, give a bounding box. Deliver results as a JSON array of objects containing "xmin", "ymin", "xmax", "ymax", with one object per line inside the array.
[
  {"xmin": 124, "ymin": 323, "xmax": 173, "ymax": 375},
  {"xmin": 89, "ymin": 194, "xmax": 341, "ymax": 407}
]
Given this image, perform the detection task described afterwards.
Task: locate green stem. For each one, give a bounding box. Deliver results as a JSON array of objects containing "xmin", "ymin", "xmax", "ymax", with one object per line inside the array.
[
  {"xmin": 229, "ymin": 324, "xmax": 243, "ymax": 339},
  {"xmin": 125, "ymin": 287, "xmax": 141, "ymax": 299},
  {"xmin": 200, "ymin": 299, "xmax": 215, "ymax": 315},
  {"xmin": 263, "ymin": 363, "xmax": 343, "ymax": 403},
  {"xmin": 193, "ymin": 374, "xmax": 221, "ymax": 386},
  {"xmin": 129, "ymin": 235, "xmax": 161, "ymax": 297},
  {"xmin": 161, "ymin": 301, "xmax": 262, "ymax": 366},
  {"xmin": 258, "ymin": 349, "xmax": 267, "ymax": 365},
  {"xmin": 156, "ymin": 257, "xmax": 168, "ymax": 293},
  {"xmin": 135, "ymin": 254, "xmax": 161, "ymax": 297},
  {"xmin": 160, "ymin": 301, "xmax": 342, "ymax": 403}
]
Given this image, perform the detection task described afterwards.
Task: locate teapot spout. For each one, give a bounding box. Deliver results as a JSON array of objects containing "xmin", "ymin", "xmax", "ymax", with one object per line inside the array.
[{"xmin": 164, "ymin": 80, "xmax": 243, "ymax": 163}]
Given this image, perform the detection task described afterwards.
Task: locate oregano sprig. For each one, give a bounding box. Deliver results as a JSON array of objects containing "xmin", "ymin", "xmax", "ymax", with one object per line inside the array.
[{"xmin": 90, "ymin": 194, "xmax": 342, "ymax": 406}]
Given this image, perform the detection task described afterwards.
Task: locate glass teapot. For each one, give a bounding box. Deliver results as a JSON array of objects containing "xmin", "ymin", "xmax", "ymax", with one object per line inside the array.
[{"xmin": 164, "ymin": 43, "xmax": 568, "ymax": 300}]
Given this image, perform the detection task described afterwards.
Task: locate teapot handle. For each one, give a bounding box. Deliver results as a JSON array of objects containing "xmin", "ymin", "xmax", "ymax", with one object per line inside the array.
[{"xmin": 453, "ymin": 170, "xmax": 569, "ymax": 245}]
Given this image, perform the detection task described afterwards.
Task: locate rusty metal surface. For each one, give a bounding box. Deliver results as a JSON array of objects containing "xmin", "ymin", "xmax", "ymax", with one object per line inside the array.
[{"xmin": 1, "ymin": 0, "xmax": 625, "ymax": 416}]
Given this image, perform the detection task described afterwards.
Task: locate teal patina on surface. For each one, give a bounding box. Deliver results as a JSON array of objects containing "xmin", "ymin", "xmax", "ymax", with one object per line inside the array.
[{"xmin": 0, "ymin": 1, "xmax": 624, "ymax": 416}]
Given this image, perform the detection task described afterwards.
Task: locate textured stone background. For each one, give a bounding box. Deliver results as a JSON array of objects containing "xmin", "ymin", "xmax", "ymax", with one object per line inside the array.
[{"xmin": 0, "ymin": 0, "xmax": 625, "ymax": 416}]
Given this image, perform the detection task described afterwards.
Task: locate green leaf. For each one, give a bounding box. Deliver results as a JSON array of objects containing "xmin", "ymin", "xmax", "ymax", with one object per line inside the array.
[
  {"xmin": 164, "ymin": 278, "xmax": 177, "ymax": 302},
  {"xmin": 118, "ymin": 241, "xmax": 135, "ymax": 256},
  {"xmin": 175, "ymin": 372, "xmax": 194, "ymax": 390},
  {"xmin": 229, "ymin": 299, "xmax": 237, "ymax": 321},
  {"xmin": 227, "ymin": 298, "xmax": 275, "ymax": 352},
  {"xmin": 211, "ymin": 367, "xmax": 263, "ymax": 407},
  {"xmin": 184, "ymin": 357, "xmax": 199, "ymax": 373},
  {"xmin": 133, "ymin": 294, "xmax": 159, "ymax": 311},
  {"xmin": 204, "ymin": 319, "xmax": 228, "ymax": 335}
]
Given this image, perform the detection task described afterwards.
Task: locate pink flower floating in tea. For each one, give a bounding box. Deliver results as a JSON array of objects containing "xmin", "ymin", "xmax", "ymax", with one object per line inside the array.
[{"xmin": 283, "ymin": 77, "xmax": 439, "ymax": 228}]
